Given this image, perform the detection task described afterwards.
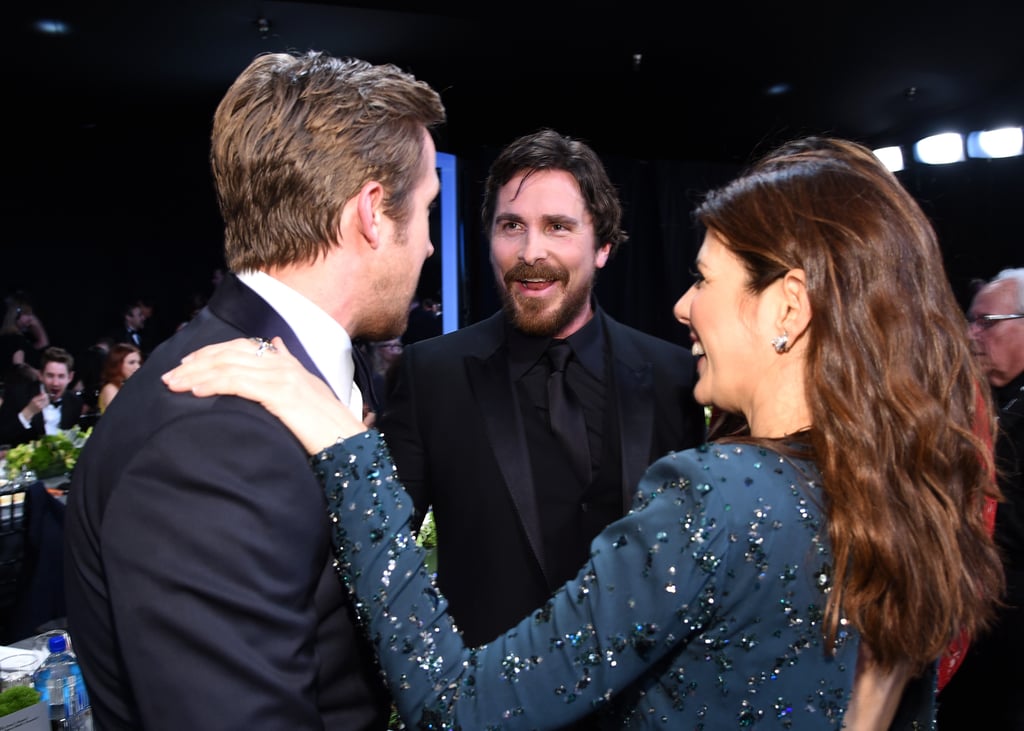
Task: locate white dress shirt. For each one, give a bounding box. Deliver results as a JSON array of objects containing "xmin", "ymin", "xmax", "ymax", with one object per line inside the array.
[
  {"xmin": 42, "ymin": 402, "xmax": 62, "ymax": 434},
  {"xmin": 236, "ymin": 271, "xmax": 363, "ymax": 419}
]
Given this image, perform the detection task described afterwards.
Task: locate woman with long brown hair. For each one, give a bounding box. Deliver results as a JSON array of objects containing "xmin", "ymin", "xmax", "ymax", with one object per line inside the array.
[
  {"xmin": 98, "ymin": 343, "xmax": 142, "ymax": 413},
  {"xmin": 163, "ymin": 137, "xmax": 1002, "ymax": 729}
]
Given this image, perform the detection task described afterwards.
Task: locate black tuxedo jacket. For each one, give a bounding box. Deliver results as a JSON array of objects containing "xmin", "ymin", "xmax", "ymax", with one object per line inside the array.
[
  {"xmin": 378, "ymin": 308, "xmax": 706, "ymax": 645},
  {"xmin": 65, "ymin": 274, "xmax": 389, "ymax": 730},
  {"xmin": 111, "ymin": 326, "xmax": 141, "ymax": 346},
  {"xmin": 934, "ymin": 378, "xmax": 1024, "ymax": 727},
  {"xmin": 0, "ymin": 383, "xmax": 83, "ymax": 447}
]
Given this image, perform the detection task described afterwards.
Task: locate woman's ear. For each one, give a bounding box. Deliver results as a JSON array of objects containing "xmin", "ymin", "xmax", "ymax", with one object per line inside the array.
[
  {"xmin": 779, "ymin": 268, "xmax": 811, "ymax": 340},
  {"xmin": 356, "ymin": 180, "xmax": 385, "ymax": 249}
]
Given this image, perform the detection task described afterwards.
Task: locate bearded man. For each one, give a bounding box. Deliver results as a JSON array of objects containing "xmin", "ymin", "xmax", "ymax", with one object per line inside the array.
[{"xmin": 376, "ymin": 130, "xmax": 706, "ymax": 731}]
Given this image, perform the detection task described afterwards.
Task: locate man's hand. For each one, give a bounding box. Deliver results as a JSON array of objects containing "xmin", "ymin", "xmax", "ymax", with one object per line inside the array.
[{"xmin": 22, "ymin": 391, "xmax": 48, "ymax": 421}]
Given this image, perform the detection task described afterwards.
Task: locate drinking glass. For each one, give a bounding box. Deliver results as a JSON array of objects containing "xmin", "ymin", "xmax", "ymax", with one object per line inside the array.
[{"xmin": 0, "ymin": 652, "xmax": 39, "ymax": 689}]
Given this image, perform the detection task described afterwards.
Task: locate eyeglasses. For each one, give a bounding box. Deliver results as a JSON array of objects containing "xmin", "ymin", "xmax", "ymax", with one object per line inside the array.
[{"xmin": 967, "ymin": 313, "xmax": 1024, "ymax": 331}]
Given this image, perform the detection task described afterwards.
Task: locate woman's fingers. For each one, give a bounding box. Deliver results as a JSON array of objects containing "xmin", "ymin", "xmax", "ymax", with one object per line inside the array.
[
  {"xmin": 161, "ymin": 335, "xmax": 364, "ymax": 453},
  {"xmin": 175, "ymin": 337, "xmax": 261, "ymax": 363},
  {"xmin": 162, "ymin": 337, "xmax": 300, "ymax": 397}
]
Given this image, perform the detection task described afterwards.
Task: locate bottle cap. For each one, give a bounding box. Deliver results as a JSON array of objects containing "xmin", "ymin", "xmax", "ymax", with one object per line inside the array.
[{"xmin": 47, "ymin": 635, "xmax": 67, "ymax": 653}]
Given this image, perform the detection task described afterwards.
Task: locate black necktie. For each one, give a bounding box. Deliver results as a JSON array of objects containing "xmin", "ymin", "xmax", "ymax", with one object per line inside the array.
[{"xmin": 546, "ymin": 340, "xmax": 591, "ymax": 482}]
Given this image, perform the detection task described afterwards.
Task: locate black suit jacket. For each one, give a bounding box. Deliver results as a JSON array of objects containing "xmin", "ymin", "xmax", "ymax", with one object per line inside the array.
[
  {"xmin": 937, "ymin": 372, "xmax": 1024, "ymax": 728},
  {"xmin": 111, "ymin": 325, "xmax": 146, "ymax": 354},
  {"xmin": 65, "ymin": 274, "xmax": 390, "ymax": 730},
  {"xmin": 378, "ymin": 308, "xmax": 706, "ymax": 645},
  {"xmin": 0, "ymin": 384, "xmax": 83, "ymax": 447}
]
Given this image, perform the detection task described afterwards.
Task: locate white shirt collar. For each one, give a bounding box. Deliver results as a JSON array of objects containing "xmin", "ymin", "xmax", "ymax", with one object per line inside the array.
[
  {"xmin": 43, "ymin": 401, "xmax": 62, "ymax": 435},
  {"xmin": 235, "ymin": 270, "xmax": 360, "ymax": 416}
]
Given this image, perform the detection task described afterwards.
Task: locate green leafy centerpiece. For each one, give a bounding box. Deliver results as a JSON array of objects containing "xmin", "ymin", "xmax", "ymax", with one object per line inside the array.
[
  {"xmin": 3, "ymin": 426, "xmax": 92, "ymax": 481},
  {"xmin": 0, "ymin": 686, "xmax": 41, "ymax": 716}
]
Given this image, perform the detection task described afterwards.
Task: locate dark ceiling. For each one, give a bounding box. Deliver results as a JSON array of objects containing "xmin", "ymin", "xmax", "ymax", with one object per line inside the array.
[{"xmin": 13, "ymin": 0, "xmax": 1024, "ymax": 163}]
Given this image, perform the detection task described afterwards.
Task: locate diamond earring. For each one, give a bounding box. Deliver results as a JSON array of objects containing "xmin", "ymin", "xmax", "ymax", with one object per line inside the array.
[{"xmin": 770, "ymin": 332, "xmax": 789, "ymax": 354}]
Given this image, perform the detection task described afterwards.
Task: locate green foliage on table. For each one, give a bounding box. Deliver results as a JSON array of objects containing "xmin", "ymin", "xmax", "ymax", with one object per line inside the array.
[
  {"xmin": 0, "ymin": 685, "xmax": 41, "ymax": 716},
  {"xmin": 4, "ymin": 426, "xmax": 92, "ymax": 480},
  {"xmin": 415, "ymin": 508, "xmax": 437, "ymax": 576}
]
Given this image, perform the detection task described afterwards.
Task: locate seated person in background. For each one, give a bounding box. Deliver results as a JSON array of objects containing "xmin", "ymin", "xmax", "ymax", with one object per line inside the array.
[
  {"xmin": 0, "ymin": 296, "xmax": 50, "ymax": 386},
  {"xmin": 164, "ymin": 137, "xmax": 1004, "ymax": 730},
  {"xmin": 0, "ymin": 346, "xmax": 83, "ymax": 446},
  {"xmin": 97, "ymin": 343, "xmax": 142, "ymax": 413},
  {"xmin": 401, "ymin": 294, "xmax": 442, "ymax": 345},
  {"xmin": 0, "ymin": 302, "xmax": 33, "ymax": 387},
  {"xmin": 73, "ymin": 336, "xmax": 115, "ymax": 416},
  {"xmin": 367, "ymin": 337, "xmax": 403, "ymax": 409},
  {"xmin": 111, "ymin": 300, "xmax": 149, "ymax": 355},
  {"xmin": 351, "ymin": 337, "xmax": 404, "ymax": 419}
]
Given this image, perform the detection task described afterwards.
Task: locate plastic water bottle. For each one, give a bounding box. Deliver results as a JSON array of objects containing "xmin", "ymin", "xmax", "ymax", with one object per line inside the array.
[{"xmin": 32, "ymin": 634, "xmax": 91, "ymax": 730}]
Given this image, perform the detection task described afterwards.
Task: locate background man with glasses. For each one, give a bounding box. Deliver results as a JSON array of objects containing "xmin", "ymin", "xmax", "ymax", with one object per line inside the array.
[{"xmin": 939, "ymin": 267, "xmax": 1024, "ymax": 728}]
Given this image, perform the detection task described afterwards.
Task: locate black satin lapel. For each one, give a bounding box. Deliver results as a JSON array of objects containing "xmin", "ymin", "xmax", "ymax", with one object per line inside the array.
[
  {"xmin": 465, "ymin": 353, "xmax": 548, "ymax": 582},
  {"xmin": 610, "ymin": 341, "xmax": 656, "ymax": 512},
  {"xmin": 207, "ymin": 273, "xmax": 328, "ymax": 384}
]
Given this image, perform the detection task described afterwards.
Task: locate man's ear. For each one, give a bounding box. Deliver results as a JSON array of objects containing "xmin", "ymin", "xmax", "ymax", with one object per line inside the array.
[
  {"xmin": 356, "ymin": 180, "xmax": 386, "ymax": 249},
  {"xmin": 778, "ymin": 268, "xmax": 811, "ymax": 341}
]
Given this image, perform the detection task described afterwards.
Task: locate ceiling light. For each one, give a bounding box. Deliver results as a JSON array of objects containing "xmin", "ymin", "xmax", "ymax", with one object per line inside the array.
[
  {"xmin": 913, "ymin": 132, "xmax": 965, "ymax": 165},
  {"xmin": 33, "ymin": 19, "xmax": 70, "ymax": 35},
  {"xmin": 966, "ymin": 127, "xmax": 1023, "ymax": 159},
  {"xmin": 873, "ymin": 146, "xmax": 904, "ymax": 172}
]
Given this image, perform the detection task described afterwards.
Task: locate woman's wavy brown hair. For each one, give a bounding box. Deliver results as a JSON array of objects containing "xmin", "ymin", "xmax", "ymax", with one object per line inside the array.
[
  {"xmin": 697, "ymin": 137, "xmax": 1003, "ymax": 673},
  {"xmin": 101, "ymin": 343, "xmax": 141, "ymax": 390}
]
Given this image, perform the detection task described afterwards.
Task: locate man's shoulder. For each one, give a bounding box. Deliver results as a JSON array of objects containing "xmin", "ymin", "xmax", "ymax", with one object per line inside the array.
[
  {"xmin": 403, "ymin": 313, "xmax": 503, "ymax": 360},
  {"xmin": 63, "ymin": 389, "xmax": 85, "ymax": 411},
  {"xmin": 996, "ymin": 376, "xmax": 1024, "ymax": 434},
  {"xmin": 612, "ymin": 323, "xmax": 686, "ymax": 349},
  {"xmin": 602, "ymin": 317, "xmax": 692, "ymax": 368},
  {"xmin": 600, "ymin": 310, "xmax": 686, "ymax": 348},
  {"xmin": 94, "ymin": 319, "xmax": 269, "ymax": 431}
]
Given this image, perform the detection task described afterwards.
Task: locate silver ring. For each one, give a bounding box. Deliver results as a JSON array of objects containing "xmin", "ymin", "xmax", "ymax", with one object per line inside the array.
[{"xmin": 253, "ymin": 338, "xmax": 277, "ymax": 358}]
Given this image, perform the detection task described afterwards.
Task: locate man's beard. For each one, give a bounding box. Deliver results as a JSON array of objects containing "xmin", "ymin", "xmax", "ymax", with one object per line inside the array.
[
  {"xmin": 359, "ymin": 292, "xmax": 411, "ymax": 342},
  {"xmin": 359, "ymin": 225, "xmax": 415, "ymax": 342},
  {"xmin": 497, "ymin": 262, "xmax": 595, "ymax": 337}
]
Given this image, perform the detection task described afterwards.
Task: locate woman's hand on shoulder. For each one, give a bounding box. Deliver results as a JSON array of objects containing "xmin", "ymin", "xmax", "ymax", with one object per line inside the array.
[{"xmin": 161, "ymin": 336, "xmax": 367, "ymax": 454}]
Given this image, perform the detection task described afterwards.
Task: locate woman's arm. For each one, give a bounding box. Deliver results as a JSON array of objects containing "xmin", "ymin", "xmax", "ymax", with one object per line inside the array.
[
  {"xmin": 161, "ymin": 337, "xmax": 725, "ymax": 729},
  {"xmin": 98, "ymin": 383, "xmax": 117, "ymax": 413},
  {"xmin": 316, "ymin": 431, "xmax": 714, "ymax": 729},
  {"xmin": 163, "ymin": 340, "xmax": 702, "ymax": 726}
]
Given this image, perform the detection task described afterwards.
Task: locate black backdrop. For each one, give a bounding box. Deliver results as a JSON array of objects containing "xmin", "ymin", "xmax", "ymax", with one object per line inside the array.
[{"xmin": 5, "ymin": 101, "xmax": 1021, "ymax": 363}]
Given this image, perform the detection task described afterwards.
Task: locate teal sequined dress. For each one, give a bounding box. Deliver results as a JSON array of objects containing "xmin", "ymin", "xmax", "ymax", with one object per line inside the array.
[{"xmin": 317, "ymin": 430, "xmax": 866, "ymax": 729}]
